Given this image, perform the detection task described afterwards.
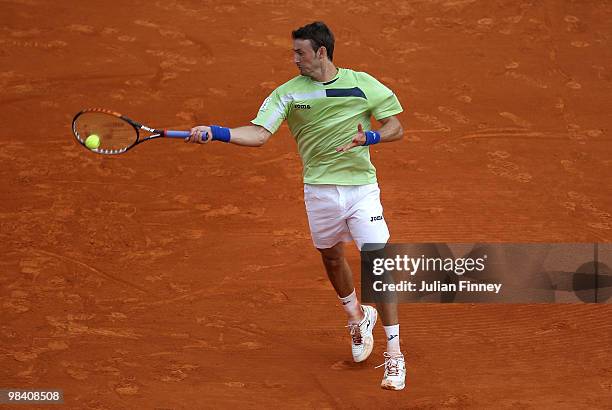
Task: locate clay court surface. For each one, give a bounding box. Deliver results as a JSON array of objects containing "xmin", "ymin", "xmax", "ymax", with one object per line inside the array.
[{"xmin": 1, "ymin": 0, "xmax": 611, "ymax": 408}]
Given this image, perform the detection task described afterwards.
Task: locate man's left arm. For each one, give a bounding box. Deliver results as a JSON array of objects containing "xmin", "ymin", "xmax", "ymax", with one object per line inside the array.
[
  {"xmin": 336, "ymin": 116, "xmax": 403, "ymax": 153},
  {"xmin": 374, "ymin": 115, "xmax": 404, "ymax": 143}
]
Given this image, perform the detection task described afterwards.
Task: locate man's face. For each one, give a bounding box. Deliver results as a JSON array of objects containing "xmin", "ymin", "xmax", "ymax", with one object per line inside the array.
[{"xmin": 293, "ymin": 39, "xmax": 322, "ymax": 77}]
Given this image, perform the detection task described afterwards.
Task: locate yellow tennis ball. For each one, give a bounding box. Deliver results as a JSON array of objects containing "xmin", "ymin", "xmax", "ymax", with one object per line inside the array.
[{"xmin": 85, "ymin": 134, "xmax": 100, "ymax": 150}]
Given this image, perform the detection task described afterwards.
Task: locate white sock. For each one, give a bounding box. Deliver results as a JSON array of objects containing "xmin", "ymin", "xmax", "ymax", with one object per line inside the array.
[
  {"xmin": 338, "ymin": 289, "xmax": 363, "ymax": 324},
  {"xmin": 384, "ymin": 324, "xmax": 401, "ymax": 354}
]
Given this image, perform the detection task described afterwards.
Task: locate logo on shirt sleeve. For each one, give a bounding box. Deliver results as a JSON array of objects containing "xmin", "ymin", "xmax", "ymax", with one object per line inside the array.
[{"xmin": 259, "ymin": 96, "xmax": 271, "ymax": 112}]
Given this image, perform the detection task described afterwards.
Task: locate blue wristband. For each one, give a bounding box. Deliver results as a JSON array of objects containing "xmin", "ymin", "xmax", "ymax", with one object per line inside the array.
[
  {"xmin": 210, "ymin": 125, "xmax": 231, "ymax": 143},
  {"xmin": 363, "ymin": 130, "xmax": 381, "ymax": 146}
]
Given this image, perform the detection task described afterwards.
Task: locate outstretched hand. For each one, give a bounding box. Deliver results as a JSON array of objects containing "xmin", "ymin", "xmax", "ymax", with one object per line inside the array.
[{"xmin": 336, "ymin": 123, "xmax": 366, "ymax": 153}]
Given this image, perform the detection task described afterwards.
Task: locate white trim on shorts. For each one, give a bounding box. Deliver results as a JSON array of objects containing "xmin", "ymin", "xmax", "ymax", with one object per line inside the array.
[{"xmin": 303, "ymin": 183, "xmax": 390, "ymax": 250}]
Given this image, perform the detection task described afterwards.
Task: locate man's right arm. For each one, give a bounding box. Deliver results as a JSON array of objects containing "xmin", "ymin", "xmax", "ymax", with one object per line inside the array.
[
  {"xmin": 187, "ymin": 124, "xmax": 272, "ymax": 147},
  {"xmin": 187, "ymin": 87, "xmax": 286, "ymax": 147}
]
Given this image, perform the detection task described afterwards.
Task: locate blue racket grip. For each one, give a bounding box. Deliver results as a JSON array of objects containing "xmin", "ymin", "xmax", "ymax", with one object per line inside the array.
[{"xmin": 164, "ymin": 130, "xmax": 208, "ymax": 140}]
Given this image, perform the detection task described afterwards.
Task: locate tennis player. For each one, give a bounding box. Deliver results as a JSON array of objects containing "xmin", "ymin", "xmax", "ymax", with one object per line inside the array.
[{"xmin": 187, "ymin": 21, "xmax": 405, "ymax": 390}]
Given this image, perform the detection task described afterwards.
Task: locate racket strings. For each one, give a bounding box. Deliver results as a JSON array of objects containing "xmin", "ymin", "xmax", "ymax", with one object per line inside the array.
[{"xmin": 73, "ymin": 112, "xmax": 138, "ymax": 154}]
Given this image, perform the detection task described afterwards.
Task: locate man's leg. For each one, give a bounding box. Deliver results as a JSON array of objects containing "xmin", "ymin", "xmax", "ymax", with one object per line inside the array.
[
  {"xmin": 318, "ymin": 241, "xmax": 377, "ymax": 362},
  {"xmin": 347, "ymin": 184, "xmax": 406, "ymax": 390},
  {"xmin": 303, "ymin": 184, "xmax": 377, "ymax": 363}
]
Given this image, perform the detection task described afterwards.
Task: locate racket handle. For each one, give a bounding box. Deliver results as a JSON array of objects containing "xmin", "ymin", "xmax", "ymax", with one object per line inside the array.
[
  {"xmin": 164, "ymin": 130, "xmax": 190, "ymax": 138},
  {"xmin": 164, "ymin": 130, "xmax": 209, "ymax": 140}
]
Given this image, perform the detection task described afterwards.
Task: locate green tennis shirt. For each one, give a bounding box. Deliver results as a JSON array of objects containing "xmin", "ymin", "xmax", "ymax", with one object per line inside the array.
[{"xmin": 251, "ymin": 68, "xmax": 403, "ymax": 185}]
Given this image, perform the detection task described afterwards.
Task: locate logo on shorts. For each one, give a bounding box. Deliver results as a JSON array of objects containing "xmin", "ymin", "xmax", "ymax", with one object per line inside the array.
[
  {"xmin": 294, "ymin": 103, "xmax": 311, "ymax": 109},
  {"xmin": 370, "ymin": 215, "xmax": 383, "ymax": 222}
]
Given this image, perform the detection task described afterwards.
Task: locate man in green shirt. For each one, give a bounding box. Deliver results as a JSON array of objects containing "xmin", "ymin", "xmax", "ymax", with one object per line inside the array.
[{"xmin": 187, "ymin": 21, "xmax": 406, "ymax": 390}]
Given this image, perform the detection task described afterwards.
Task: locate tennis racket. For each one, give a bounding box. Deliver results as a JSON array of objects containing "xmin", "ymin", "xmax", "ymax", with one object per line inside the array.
[{"xmin": 72, "ymin": 108, "xmax": 206, "ymax": 155}]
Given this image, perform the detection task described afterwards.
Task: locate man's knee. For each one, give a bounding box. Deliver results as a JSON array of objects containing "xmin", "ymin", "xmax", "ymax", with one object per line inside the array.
[
  {"xmin": 318, "ymin": 244, "xmax": 345, "ymax": 269},
  {"xmin": 321, "ymin": 253, "xmax": 344, "ymax": 269},
  {"xmin": 322, "ymin": 255, "xmax": 345, "ymax": 270}
]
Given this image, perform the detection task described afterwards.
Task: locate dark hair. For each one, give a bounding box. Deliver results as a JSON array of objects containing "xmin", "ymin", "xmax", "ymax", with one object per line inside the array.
[{"xmin": 292, "ymin": 21, "xmax": 335, "ymax": 61}]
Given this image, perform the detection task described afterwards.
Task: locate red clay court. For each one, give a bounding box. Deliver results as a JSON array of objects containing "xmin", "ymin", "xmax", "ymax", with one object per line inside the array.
[{"xmin": 1, "ymin": 1, "xmax": 611, "ymax": 408}]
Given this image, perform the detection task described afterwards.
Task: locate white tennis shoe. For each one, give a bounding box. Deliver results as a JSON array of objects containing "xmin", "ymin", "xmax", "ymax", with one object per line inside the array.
[
  {"xmin": 347, "ymin": 305, "xmax": 377, "ymax": 362},
  {"xmin": 376, "ymin": 351, "xmax": 406, "ymax": 390}
]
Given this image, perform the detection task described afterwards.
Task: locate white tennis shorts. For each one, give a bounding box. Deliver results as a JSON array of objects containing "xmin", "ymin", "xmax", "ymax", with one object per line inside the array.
[{"xmin": 303, "ymin": 183, "xmax": 390, "ymax": 250}]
